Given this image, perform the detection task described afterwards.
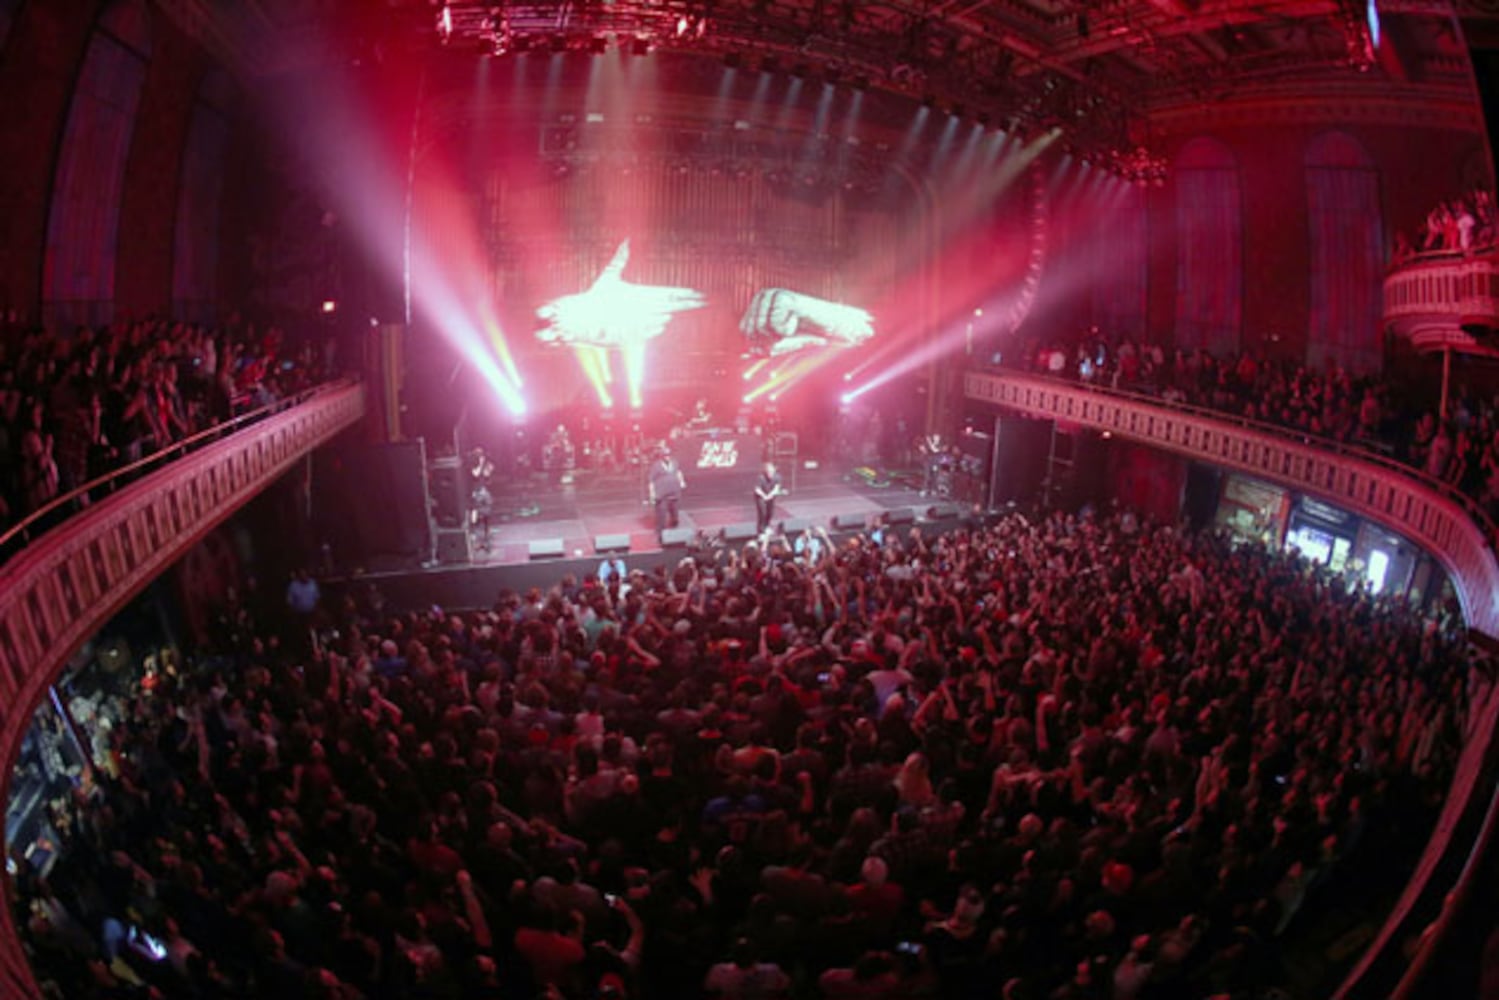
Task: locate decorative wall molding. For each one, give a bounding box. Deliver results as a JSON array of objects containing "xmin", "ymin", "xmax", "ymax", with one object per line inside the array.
[
  {"xmin": 965, "ymin": 370, "xmax": 1499, "ymax": 635},
  {"xmin": 1384, "ymin": 248, "xmax": 1499, "ymax": 357},
  {"xmin": 0, "ymin": 382, "xmax": 364, "ymax": 996}
]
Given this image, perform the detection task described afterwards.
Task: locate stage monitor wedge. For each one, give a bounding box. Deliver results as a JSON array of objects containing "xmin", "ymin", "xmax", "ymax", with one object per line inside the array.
[
  {"xmin": 661, "ymin": 527, "xmax": 695, "ymax": 548},
  {"xmin": 722, "ymin": 522, "xmax": 760, "ymax": 543},
  {"xmin": 528, "ymin": 539, "xmax": 566, "ymax": 560},
  {"xmin": 594, "ymin": 533, "xmax": 631, "ymax": 554},
  {"xmin": 926, "ymin": 503, "xmax": 962, "ymax": 520},
  {"xmin": 780, "ymin": 517, "xmax": 816, "ymax": 535},
  {"xmin": 831, "ymin": 512, "xmax": 869, "ymax": 532},
  {"xmin": 886, "ymin": 507, "xmax": 916, "ymax": 525}
]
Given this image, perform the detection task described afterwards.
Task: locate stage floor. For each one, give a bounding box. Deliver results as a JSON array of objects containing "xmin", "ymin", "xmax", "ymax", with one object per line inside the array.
[{"xmin": 472, "ymin": 462, "xmax": 930, "ymax": 565}]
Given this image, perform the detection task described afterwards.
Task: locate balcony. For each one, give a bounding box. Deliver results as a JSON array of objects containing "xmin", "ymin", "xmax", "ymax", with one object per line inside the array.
[
  {"xmin": 1383, "ymin": 246, "xmax": 1499, "ymax": 355},
  {"xmin": 966, "ymin": 368, "xmax": 1499, "ymax": 632},
  {"xmin": 0, "ymin": 380, "xmax": 364, "ymax": 996}
]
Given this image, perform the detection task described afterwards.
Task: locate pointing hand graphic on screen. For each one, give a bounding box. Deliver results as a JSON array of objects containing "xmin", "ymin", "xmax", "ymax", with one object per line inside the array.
[
  {"xmin": 739, "ymin": 288, "xmax": 875, "ymax": 358},
  {"xmin": 536, "ymin": 240, "xmax": 706, "ymax": 348}
]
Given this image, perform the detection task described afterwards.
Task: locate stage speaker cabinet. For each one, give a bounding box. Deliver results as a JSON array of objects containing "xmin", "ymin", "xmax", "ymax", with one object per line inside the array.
[
  {"xmin": 528, "ymin": 539, "xmax": 566, "ymax": 561},
  {"xmin": 428, "ymin": 458, "xmax": 464, "ymax": 530},
  {"xmin": 435, "ymin": 529, "xmax": 471, "ymax": 565},
  {"xmin": 661, "ymin": 527, "xmax": 695, "ymax": 548},
  {"xmin": 781, "ymin": 517, "xmax": 816, "ymax": 535},
  {"xmin": 926, "ymin": 503, "xmax": 961, "ymax": 520},
  {"xmin": 594, "ymin": 533, "xmax": 631, "ymax": 554},
  {"xmin": 886, "ymin": 507, "xmax": 916, "ymax": 525},
  {"xmin": 314, "ymin": 441, "xmax": 431, "ymax": 560},
  {"xmin": 722, "ymin": 522, "xmax": 760, "ymax": 542},
  {"xmin": 832, "ymin": 512, "xmax": 868, "ymax": 532}
]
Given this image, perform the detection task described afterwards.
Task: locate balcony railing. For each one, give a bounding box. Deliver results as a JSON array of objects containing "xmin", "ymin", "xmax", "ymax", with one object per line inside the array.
[
  {"xmin": 1383, "ymin": 246, "xmax": 1499, "ymax": 353},
  {"xmin": 964, "ymin": 367, "xmax": 1499, "ymax": 1000},
  {"xmin": 0, "ymin": 380, "xmax": 365, "ymax": 998},
  {"xmin": 0, "ymin": 381, "xmax": 355, "ymax": 564}
]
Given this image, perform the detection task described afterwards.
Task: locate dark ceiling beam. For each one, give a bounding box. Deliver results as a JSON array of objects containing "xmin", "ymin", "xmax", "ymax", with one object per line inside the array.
[
  {"xmin": 928, "ymin": 0, "xmax": 996, "ymax": 17},
  {"xmin": 877, "ymin": 0, "xmax": 1094, "ymax": 86},
  {"xmin": 1045, "ymin": 0, "xmax": 1346, "ymax": 66}
]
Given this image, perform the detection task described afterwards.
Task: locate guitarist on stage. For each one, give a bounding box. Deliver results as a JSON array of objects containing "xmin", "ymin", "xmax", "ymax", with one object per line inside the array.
[{"xmin": 755, "ymin": 460, "xmax": 785, "ymax": 534}]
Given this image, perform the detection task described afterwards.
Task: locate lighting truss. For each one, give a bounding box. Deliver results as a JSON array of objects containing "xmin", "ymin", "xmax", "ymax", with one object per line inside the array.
[{"xmin": 425, "ymin": 2, "xmax": 1137, "ymax": 163}]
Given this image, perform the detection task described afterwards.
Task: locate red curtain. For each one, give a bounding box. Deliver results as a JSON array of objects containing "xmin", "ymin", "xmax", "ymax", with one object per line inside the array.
[
  {"xmin": 1089, "ymin": 182, "xmax": 1148, "ymax": 337},
  {"xmin": 1306, "ymin": 132, "xmax": 1383, "ymax": 373},
  {"xmin": 1174, "ymin": 138, "xmax": 1243, "ymax": 355}
]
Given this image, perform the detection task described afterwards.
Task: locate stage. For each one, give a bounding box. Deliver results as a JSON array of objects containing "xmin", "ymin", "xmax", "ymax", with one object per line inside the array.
[
  {"xmin": 475, "ymin": 460, "xmax": 933, "ymax": 564},
  {"xmin": 322, "ymin": 459, "xmax": 976, "ymax": 609}
]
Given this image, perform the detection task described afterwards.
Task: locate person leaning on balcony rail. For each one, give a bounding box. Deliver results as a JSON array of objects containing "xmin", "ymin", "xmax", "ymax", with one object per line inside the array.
[
  {"xmin": 1012, "ymin": 333, "xmax": 1499, "ymax": 522},
  {"xmin": 0, "ymin": 318, "xmax": 328, "ymax": 533}
]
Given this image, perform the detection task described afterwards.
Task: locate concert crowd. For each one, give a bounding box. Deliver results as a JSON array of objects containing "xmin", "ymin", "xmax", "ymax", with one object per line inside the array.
[
  {"xmin": 0, "ymin": 319, "xmax": 328, "ymax": 535},
  {"xmin": 15, "ymin": 509, "xmax": 1480, "ymax": 999}
]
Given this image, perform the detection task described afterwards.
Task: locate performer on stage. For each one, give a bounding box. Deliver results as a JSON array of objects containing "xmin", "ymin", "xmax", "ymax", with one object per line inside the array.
[
  {"xmin": 648, "ymin": 445, "xmax": 686, "ymax": 540},
  {"xmin": 687, "ymin": 397, "xmax": 711, "ymax": 430},
  {"xmin": 755, "ymin": 460, "xmax": 785, "ymax": 534},
  {"xmin": 468, "ymin": 447, "xmax": 495, "ymax": 552},
  {"xmin": 920, "ymin": 434, "xmax": 947, "ymax": 497}
]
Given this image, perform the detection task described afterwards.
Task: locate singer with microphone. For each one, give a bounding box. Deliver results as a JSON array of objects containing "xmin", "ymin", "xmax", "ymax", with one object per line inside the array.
[
  {"xmin": 754, "ymin": 460, "xmax": 785, "ymax": 534},
  {"xmin": 649, "ymin": 444, "xmax": 686, "ymax": 541}
]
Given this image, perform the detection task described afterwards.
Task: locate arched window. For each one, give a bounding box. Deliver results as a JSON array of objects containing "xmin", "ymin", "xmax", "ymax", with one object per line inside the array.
[
  {"xmin": 42, "ymin": 0, "xmax": 151, "ymax": 329},
  {"xmin": 173, "ymin": 70, "xmax": 234, "ymax": 324},
  {"xmin": 1174, "ymin": 138, "xmax": 1242, "ymax": 354},
  {"xmin": 1306, "ymin": 132, "xmax": 1383, "ymax": 372}
]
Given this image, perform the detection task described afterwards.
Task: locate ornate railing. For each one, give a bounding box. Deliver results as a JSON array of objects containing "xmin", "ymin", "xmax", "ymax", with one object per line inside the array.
[
  {"xmin": 1383, "ymin": 246, "xmax": 1499, "ymax": 353},
  {"xmin": 964, "ymin": 368, "xmax": 1499, "ymax": 999},
  {"xmin": 966, "ymin": 369, "xmax": 1499, "ymax": 631},
  {"xmin": 0, "ymin": 383, "xmax": 355, "ymax": 563},
  {"xmin": 0, "ymin": 380, "xmax": 364, "ymax": 997}
]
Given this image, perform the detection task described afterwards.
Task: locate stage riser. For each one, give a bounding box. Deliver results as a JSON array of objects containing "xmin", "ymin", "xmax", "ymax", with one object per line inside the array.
[{"xmin": 326, "ymin": 518, "xmax": 980, "ymax": 612}]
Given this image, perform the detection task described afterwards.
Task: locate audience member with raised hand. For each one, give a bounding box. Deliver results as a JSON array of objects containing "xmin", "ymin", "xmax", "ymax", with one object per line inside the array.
[{"xmin": 13, "ymin": 509, "xmax": 1479, "ymax": 999}]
